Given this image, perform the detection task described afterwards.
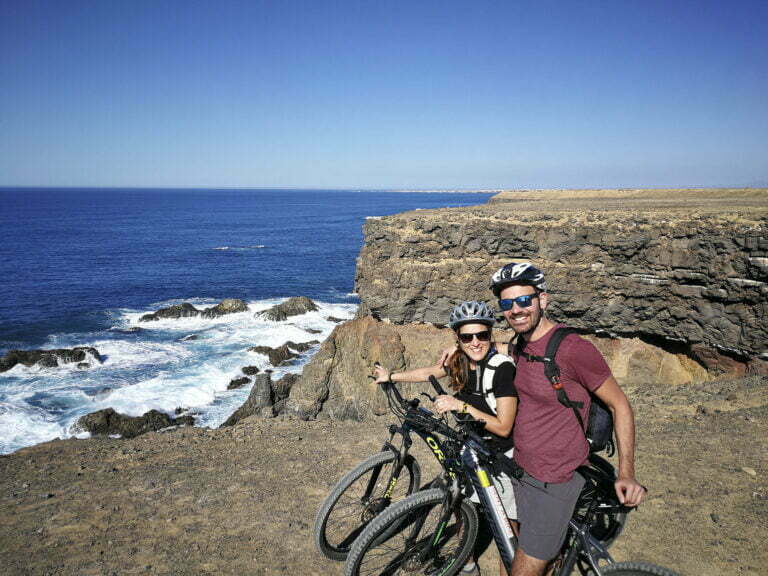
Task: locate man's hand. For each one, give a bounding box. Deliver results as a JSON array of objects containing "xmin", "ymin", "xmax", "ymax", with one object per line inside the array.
[
  {"xmin": 438, "ymin": 344, "xmax": 458, "ymax": 369},
  {"xmin": 615, "ymin": 476, "xmax": 646, "ymax": 507}
]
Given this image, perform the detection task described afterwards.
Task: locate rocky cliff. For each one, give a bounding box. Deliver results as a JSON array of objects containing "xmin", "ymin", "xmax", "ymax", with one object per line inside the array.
[
  {"xmin": 288, "ymin": 188, "xmax": 767, "ymax": 418},
  {"xmin": 355, "ymin": 188, "xmax": 768, "ymax": 360}
]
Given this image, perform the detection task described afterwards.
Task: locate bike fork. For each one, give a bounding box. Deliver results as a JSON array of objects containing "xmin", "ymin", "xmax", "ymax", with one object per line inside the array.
[{"xmin": 461, "ymin": 447, "xmax": 516, "ymax": 572}]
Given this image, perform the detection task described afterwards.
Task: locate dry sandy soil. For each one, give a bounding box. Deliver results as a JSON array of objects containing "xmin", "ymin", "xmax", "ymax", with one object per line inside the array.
[{"xmin": 1, "ymin": 374, "xmax": 766, "ymax": 576}]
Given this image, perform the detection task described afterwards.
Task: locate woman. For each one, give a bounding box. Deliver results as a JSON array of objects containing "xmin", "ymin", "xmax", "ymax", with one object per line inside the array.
[{"xmin": 373, "ymin": 300, "xmax": 518, "ymax": 576}]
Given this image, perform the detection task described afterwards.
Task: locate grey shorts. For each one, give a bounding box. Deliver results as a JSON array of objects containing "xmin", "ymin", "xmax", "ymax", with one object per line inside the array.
[
  {"xmin": 469, "ymin": 448, "xmax": 517, "ymax": 520},
  {"xmin": 511, "ymin": 470, "xmax": 585, "ymax": 561}
]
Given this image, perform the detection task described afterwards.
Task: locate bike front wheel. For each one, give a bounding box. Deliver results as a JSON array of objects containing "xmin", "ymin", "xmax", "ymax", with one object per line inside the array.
[
  {"xmin": 601, "ymin": 561, "xmax": 681, "ymax": 576},
  {"xmin": 345, "ymin": 488, "xmax": 478, "ymax": 576},
  {"xmin": 315, "ymin": 450, "xmax": 421, "ymax": 561}
]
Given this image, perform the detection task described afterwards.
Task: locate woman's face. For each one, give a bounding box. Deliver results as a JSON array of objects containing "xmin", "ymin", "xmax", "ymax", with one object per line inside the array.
[{"xmin": 457, "ymin": 322, "xmax": 491, "ymax": 363}]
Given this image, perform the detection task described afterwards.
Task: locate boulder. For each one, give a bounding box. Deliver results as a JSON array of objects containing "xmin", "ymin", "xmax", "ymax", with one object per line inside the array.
[
  {"xmin": 75, "ymin": 408, "xmax": 194, "ymax": 439},
  {"xmin": 228, "ymin": 376, "xmax": 250, "ymax": 390},
  {"xmin": 0, "ymin": 347, "xmax": 102, "ymax": 373},
  {"xmin": 248, "ymin": 344, "xmax": 298, "ymax": 366},
  {"xmin": 326, "ymin": 316, "xmax": 345, "ymax": 323},
  {"xmin": 221, "ymin": 373, "xmax": 273, "ymax": 426},
  {"xmin": 140, "ymin": 303, "xmax": 200, "ymax": 322},
  {"xmin": 201, "ymin": 298, "xmax": 249, "ymax": 319},
  {"xmin": 285, "ymin": 340, "xmax": 320, "ymax": 352},
  {"xmin": 258, "ymin": 297, "xmax": 318, "ymax": 321},
  {"xmin": 285, "ymin": 316, "xmax": 452, "ymax": 421},
  {"xmin": 242, "ymin": 365, "xmax": 261, "ymax": 376}
]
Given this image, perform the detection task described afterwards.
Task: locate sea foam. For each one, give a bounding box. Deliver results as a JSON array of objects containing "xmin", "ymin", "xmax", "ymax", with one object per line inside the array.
[{"xmin": 0, "ymin": 297, "xmax": 356, "ymax": 454}]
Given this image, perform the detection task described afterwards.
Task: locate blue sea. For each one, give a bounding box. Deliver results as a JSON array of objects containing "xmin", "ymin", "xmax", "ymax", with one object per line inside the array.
[{"xmin": 0, "ymin": 188, "xmax": 492, "ymax": 453}]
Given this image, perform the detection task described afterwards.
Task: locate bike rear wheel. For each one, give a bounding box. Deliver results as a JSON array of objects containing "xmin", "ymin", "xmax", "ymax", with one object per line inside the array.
[
  {"xmin": 315, "ymin": 450, "xmax": 421, "ymax": 561},
  {"xmin": 601, "ymin": 561, "xmax": 681, "ymax": 576},
  {"xmin": 345, "ymin": 488, "xmax": 478, "ymax": 576}
]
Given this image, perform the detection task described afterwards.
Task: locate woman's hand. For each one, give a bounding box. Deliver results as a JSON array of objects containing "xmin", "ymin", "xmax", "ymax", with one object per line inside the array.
[
  {"xmin": 438, "ymin": 344, "xmax": 458, "ymax": 369},
  {"xmin": 373, "ymin": 364, "xmax": 391, "ymax": 384},
  {"xmin": 433, "ymin": 394, "xmax": 462, "ymax": 414}
]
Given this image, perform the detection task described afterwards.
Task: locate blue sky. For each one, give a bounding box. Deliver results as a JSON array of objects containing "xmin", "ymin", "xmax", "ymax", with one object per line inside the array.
[{"xmin": 1, "ymin": 0, "xmax": 766, "ymax": 189}]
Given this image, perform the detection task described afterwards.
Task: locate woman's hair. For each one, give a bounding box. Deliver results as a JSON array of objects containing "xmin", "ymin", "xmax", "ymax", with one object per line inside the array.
[{"xmin": 446, "ymin": 327, "xmax": 492, "ymax": 392}]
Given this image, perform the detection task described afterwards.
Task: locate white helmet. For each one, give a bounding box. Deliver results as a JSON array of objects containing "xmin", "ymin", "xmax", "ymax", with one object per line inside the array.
[{"xmin": 448, "ymin": 301, "xmax": 496, "ymax": 330}]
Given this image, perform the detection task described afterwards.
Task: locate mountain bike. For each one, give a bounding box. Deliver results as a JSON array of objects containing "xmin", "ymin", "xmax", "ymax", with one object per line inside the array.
[
  {"xmin": 343, "ymin": 379, "xmax": 679, "ymax": 576},
  {"xmin": 314, "ymin": 372, "xmax": 460, "ymax": 561}
]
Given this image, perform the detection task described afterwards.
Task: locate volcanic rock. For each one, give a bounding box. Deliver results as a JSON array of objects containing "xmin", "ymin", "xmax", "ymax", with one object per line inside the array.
[
  {"xmin": 201, "ymin": 298, "xmax": 249, "ymax": 318},
  {"xmin": 258, "ymin": 297, "xmax": 318, "ymax": 321},
  {"xmin": 227, "ymin": 376, "xmax": 250, "ymax": 390},
  {"xmin": 285, "ymin": 340, "xmax": 320, "ymax": 352},
  {"xmin": 355, "ymin": 188, "xmax": 768, "ymax": 360},
  {"xmin": 140, "ymin": 303, "xmax": 200, "ymax": 322},
  {"xmin": 0, "ymin": 347, "xmax": 102, "ymax": 373},
  {"xmin": 242, "ymin": 365, "xmax": 261, "ymax": 376},
  {"xmin": 75, "ymin": 409, "xmax": 194, "ymax": 439},
  {"xmin": 247, "ymin": 344, "xmax": 298, "ymax": 366},
  {"xmin": 221, "ymin": 373, "xmax": 273, "ymax": 426},
  {"xmin": 272, "ymin": 373, "xmax": 299, "ymax": 403}
]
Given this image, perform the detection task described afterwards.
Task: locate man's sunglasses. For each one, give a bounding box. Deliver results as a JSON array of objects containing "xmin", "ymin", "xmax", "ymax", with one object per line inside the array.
[
  {"xmin": 497, "ymin": 294, "xmax": 538, "ymax": 311},
  {"xmin": 458, "ymin": 330, "xmax": 491, "ymax": 344}
]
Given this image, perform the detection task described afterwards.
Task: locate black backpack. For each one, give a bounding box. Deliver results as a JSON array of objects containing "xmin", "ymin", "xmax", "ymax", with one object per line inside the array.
[{"xmin": 514, "ymin": 327, "xmax": 615, "ymax": 454}]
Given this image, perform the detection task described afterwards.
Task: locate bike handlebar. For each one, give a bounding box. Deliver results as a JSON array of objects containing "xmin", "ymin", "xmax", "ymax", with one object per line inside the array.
[{"xmin": 428, "ymin": 375, "xmax": 446, "ymax": 396}]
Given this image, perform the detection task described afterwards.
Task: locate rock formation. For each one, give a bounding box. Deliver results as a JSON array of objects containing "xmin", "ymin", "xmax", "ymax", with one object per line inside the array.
[
  {"xmin": 355, "ymin": 189, "xmax": 768, "ymax": 361},
  {"xmin": 140, "ymin": 298, "xmax": 248, "ymax": 322},
  {"xmin": 140, "ymin": 302, "xmax": 200, "ymax": 322},
  {"xmin": 75, "ymin": 408, "xmax": 194, "ymax": 438},
  {"xmin": 281, "ymin": 189, "xmax": 767, "ymax": 421},
  {"xmin": 258, "ymin": 296, "xmax": 318, "ymax": 321},
  {"xmin": 0, "ymin": 347, "xmax": 101, "ymax": 373},
  {"xmin": 222, "ymin": 373, "xmax": 275, "ymax": 426},
  {"xmin": 228, "ymin": 376, "xmax": 250, "ymax": 390},
  {"xmin": 248, "ymin": 344, "xmax": 298, "ymax": 366},
  {"xmin": 201, "ymin": 298, "xmax": 249, "ymax": 318}
]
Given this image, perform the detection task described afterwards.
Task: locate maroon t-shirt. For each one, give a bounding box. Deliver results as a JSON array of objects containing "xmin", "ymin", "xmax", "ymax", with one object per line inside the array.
[{"xmin": 513, "ymin": 325, "xmax": 612, "ymax": 483}]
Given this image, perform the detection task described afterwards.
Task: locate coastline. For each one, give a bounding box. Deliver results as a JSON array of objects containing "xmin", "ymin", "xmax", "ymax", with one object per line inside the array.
[{"xmin": 1, "ymin": 188, "xmax": 766, "ymax": 575}]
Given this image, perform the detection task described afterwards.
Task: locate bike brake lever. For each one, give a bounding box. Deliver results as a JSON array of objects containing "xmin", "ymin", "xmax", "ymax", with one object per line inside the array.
[{"xmin": 420, "ymin": 391, "xmax": 436, "ymax": 402}]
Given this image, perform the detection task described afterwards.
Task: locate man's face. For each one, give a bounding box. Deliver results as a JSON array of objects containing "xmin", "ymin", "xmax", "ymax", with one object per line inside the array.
[{"xmin": 499, "ymin": 284, "xmax": 548, "ymax": 335}]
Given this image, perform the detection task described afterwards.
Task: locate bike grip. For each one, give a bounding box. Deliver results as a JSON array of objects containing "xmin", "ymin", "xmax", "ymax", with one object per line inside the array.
[{"xmin": 428, "ymin": 375, "xmax": 446, "ymax": 395}]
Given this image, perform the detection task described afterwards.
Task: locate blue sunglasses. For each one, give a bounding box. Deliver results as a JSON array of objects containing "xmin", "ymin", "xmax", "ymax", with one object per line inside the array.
[{"xmin": 498, "ymin": 294, "xmax": 538, "ymax": 311}]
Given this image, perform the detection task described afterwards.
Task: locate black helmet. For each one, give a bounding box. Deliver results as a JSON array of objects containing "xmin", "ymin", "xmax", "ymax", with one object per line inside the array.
[
  {"xmin": 448, "ymin": 300, "xmax": 496, "ymax": 330},
  {"xmin": 490, "ymin": 262, "xmax": 547, "ymax": 297}
]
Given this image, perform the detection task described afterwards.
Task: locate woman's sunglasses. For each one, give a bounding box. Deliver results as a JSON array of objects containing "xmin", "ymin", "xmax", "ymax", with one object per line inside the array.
[
  {"xmin": 458, "ymin": 330, "xmax": 491, "ymax": 344},
  {"xmin": 497, "ymin": 294, "xmax": 538, "ymax": 311}
]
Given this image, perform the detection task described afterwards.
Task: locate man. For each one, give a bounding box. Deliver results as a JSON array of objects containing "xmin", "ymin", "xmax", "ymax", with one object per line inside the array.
[{"xmin": 489, "ymin": 262, "xmax": 645, "ymax": 576}]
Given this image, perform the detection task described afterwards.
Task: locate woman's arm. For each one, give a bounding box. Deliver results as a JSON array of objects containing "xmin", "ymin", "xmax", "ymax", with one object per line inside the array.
[
  {"xmin": 433, "ymin": 395, "xmax": 517, "ymax": 438},
  {"xmin": 373, "ymin": 362, "xmax": 447, "ymax": 385}
]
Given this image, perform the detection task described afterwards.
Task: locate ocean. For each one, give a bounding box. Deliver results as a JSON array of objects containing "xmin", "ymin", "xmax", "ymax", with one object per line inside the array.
[{"xmin": 0, "ymin": 188, "xmax": 492, "ymax": 454}]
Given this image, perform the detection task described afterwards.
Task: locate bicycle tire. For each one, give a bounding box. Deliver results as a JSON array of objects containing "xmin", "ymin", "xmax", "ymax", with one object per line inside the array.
[
  {"xmin": 315, "ymin": 450, "xmax": 421, "ymax": 561},
  {"xmin": 601, "ymin": 561, "xmax": 681, "ymax": 576},
  {"xmin": 345, "ymin": 488, "xmax": 478, "ymax": 576}
]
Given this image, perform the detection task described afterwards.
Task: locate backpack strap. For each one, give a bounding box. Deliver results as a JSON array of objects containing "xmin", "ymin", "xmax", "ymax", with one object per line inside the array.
[
  {"xmin": 480, "ymin": 353, "xmax": 514, "ymax": 415},
  {"xmin": 516, "ymin": 327, "xmax": 587, "ymax": 433}
]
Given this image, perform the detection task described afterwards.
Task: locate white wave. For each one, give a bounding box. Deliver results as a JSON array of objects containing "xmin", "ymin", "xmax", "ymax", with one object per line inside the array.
[
  {"xmin": 365, "ymin": 216, "xmax": 382, "ymax": 220},
  {"xmin": 0, "ymin": 297, "xmax": 358, "ymax": 453},
  {"xmin": 213, "ymin": 245, "xmax": 266, "ymax": 251},
  {"xmin": 0, "ymin": 402, "xmax": 65, "ymax": 454}
]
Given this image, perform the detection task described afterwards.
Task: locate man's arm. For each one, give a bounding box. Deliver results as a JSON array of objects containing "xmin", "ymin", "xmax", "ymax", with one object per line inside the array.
[{"xmin": 593, "ymin": 376, "xmax": 646, "ymax": 506}]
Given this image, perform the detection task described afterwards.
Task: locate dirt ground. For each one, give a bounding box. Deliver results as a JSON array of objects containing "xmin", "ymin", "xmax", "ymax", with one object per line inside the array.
[{"xmin": 1, "ymin": 375, "xmax": 766, "ymax": 576}]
